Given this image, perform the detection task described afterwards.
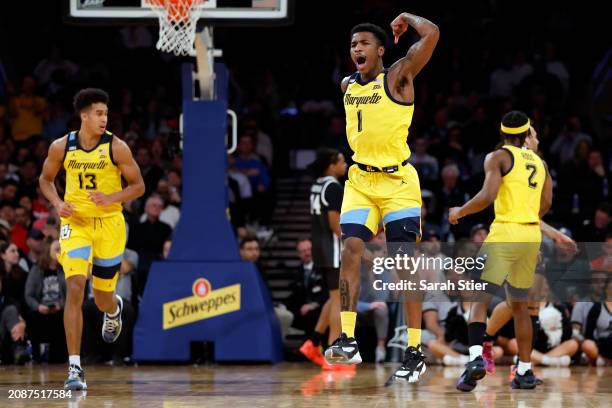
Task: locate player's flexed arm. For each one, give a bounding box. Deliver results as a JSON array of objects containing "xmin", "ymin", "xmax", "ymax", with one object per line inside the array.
[
  {"xmin": 386, "ymin": 12, "xmax": 440, "ymax": 103},
  {"xmin": 448, "ymin": 150, "xmax": 509, "ymax": 225},
  {"xmin": 39, "ymin": 137, "xmax": 74, "ymax": 218},
  {"xmin": 89, "ymin": 136, "xmax": 145, "ymax": 207}
]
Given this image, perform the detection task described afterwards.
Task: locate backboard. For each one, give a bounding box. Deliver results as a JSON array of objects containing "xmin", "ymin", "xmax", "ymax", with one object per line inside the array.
[{"xmin": 64, "ymin": 0, "xmax": 292, "ymax": 26}]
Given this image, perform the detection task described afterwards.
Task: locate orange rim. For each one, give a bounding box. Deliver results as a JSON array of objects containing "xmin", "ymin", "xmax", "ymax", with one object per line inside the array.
[{"xmin": 145, "ymin": 0, "xmax": 205, "ymax": 22}]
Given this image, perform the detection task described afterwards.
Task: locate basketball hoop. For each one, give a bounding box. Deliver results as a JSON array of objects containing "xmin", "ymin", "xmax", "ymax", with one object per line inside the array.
[{"xmin": 144, "ymin": 0, "xmax": 206, "ymax": 56}]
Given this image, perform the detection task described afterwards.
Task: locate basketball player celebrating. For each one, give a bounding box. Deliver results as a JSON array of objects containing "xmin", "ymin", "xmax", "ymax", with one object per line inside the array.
[
  {"xmin": 300, "ymin": 148, "xmax": 347, "ymax": 368},
  {"xmin": 39, "ymin": 89, "xmax": 145, "ymax": 390},
  {"xmin": 449, "ymin": 111, "xmax": 553, "ymax": 391},
  {"xmin": 324, "ymin": 13, "xmax": 439, "ymax": 383}
]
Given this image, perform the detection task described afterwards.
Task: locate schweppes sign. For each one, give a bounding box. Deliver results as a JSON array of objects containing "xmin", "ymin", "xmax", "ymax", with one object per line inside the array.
[{"xmin": 162, "ymin": 278, "xmax": 241, "ymax": 330}]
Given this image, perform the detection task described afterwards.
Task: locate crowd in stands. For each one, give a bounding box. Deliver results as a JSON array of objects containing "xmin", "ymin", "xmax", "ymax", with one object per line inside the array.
[{"xmin": 0, "ymin": 0, "xmax": 609, "ymax": 365}]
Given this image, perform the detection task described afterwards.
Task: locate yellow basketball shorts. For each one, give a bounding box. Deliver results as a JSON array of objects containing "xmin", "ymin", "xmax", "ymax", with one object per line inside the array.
[
  {"xmin": 340, "ymin": 163, "xmax": 422, "ymax": 242},
  {"xmin": 59, "ymin": 212, "xmax": 126, "ymax": 292},
  {"xmin": 478, "ymin": 221, "xmax": 541, "ymax": 296}
]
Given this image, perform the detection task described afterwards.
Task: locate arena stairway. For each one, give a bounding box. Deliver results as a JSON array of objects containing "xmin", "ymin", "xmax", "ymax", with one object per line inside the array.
[{"xmin": 260, "ymin": 173, "xmax": 313, "ymax": 303}]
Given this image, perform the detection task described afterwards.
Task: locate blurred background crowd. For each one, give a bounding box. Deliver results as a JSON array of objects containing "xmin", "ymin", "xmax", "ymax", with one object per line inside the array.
[{"xmin": 0, "ymin": 0, "xmax": 609, "ymax": 365}]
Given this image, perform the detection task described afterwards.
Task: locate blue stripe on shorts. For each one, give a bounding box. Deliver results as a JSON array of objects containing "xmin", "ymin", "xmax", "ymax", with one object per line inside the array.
[
  {"xmin": 67, "ymin": 246, "xmax": 91, "ymax": 261},
  {"xmin": 93, "ymin": 254, "xmax": 124, "ymax": 267},
  {"xmin": 383, "ymin": 207, "xmax": 421, "ymax": 225},
  {"xmin": 340, "ymin": 208, "xmax": 370, "ymax": 225}
]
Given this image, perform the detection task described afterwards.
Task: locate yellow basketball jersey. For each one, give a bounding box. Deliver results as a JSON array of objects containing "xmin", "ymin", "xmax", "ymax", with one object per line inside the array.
[
  {"xmin": 63, "ymin": 131, "xmax": 123, "ymax": 218},
  {"xmin": 494, "ymin": 145, "xmax": 546, "ymax": 224},
  {"xmin": 344, "ymin": 70, "xmax": 414, "ymax": 168}
]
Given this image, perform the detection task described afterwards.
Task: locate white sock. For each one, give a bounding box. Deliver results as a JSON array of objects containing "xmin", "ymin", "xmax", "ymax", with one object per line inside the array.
[
  {"xmin": 108, "ymin": 306, "xmax": 120, "ymax": 318},
  {"xmin": 517, "ymin": 360, "xmax": 532, "ymax": 375},
  {"xmin": 69, "ymin": 355, "xmax": 81, "ymax": 368},
  {"xmin": 443, "ymin": 355, "xmax": 470, "ymax": 366},
  {"xmin": 469, "ymin": 345, "xmax": 483, "ymax": 361},
  {"xmin": 107, "ymin": 297, "xmax": 121, "ymax": 318},
  {"xmin": 541, "ymin": 355, "xmax": 556, "ymax": 366},
  {"xmin": 559, "ymin": 355, "xmax": 571, "ymax": 366}
]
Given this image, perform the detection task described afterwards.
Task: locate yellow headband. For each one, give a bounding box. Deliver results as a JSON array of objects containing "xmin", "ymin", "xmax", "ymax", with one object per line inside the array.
[{"xmin": 500, "ymin": 119, "xmax": 530, "ymax": 135}]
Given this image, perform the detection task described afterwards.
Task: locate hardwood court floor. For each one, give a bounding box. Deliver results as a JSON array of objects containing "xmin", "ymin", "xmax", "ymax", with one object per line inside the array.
[{"xmin": 0, "ymin": 363, "xmax": 609, "ymax": 407}]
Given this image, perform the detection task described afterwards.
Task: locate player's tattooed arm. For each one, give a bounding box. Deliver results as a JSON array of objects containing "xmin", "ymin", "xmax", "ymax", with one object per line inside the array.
[
  {"xmin": 388, "ymin": 13, "xmax": 439, "ymax": 82},
  {"xmin": 340, "ymin": 279, "xmax": 350, "ymax": 310},
  {"xmin": 39, "ymin": 136, "xmax": 75, "ymax": 218},
  {"xmin": 105, "ymin": 136, "xmax": 146, "ymax": 203}
]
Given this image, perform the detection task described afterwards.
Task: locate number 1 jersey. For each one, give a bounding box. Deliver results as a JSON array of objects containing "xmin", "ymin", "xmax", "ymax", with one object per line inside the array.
[
  {"xmin": 63, "ymin": 130, "xmax": 123, "ymax": 218},
  {"xmin": 343, "ymin": 70, "xmax": 415, "ymax": 168}
]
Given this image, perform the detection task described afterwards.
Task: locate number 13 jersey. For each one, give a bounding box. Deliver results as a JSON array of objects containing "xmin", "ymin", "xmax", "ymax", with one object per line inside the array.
[
  {"xmin": 495, "ymin": 145, "xmax": 546, "ymax": 224},
  {"xmin": 63, "ymin": 130, "xmax": 123, "ymax": 218},
  {"xmin": 343, "ymin": 70, "xmax": 414, "ymax": 169}
]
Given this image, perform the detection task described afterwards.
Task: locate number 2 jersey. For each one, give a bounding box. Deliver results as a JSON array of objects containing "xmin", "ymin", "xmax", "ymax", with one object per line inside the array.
[
  {"xmin": 494, "ymin": 145, "xmax": 546, "ymax": 224},
  {"xmin": 63, "ymin": 130, "xmax": 123, "ymax": 218},
  {"xmin": 343, "ymin": 69, "xmax": 415, "ymax": 168},
  {"xmin": 310, "ymin": 176, "xmax": 342, "ymax": 268}
]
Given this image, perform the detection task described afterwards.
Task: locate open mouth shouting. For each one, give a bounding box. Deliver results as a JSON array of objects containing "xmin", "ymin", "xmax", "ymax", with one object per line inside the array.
[{"xmin": 355, "ymin": 55, "xmax": 367, "ymax": 70}]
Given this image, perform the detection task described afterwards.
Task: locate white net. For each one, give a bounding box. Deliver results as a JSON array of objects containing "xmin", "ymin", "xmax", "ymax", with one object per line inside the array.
[{"xmin": 144, "ymin": 0, "xmax": 205, "ymax": 57}]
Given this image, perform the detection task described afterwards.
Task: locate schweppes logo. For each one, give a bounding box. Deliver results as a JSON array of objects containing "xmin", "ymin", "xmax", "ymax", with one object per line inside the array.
[{"xmin": 162, "ymin": 278, "xmax": 241, "ymax": 330}]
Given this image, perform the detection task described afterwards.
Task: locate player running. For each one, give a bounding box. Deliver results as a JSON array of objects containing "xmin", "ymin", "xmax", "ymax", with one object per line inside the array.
[
  {"xmin": 449, "ymin": 111, "xmax": 553, "ymax": 391},
  {"xmin": 39, "ymin": 88, "xmax": 145, "ymax": 390}
]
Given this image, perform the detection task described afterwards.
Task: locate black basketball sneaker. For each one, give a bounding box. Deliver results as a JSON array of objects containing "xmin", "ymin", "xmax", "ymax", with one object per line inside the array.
[
  {"xmin": 393, "ymin": 345, "xmax": 427, "ymax": 383},
  {"xmin": 511, "ymin": 369, "xmax": 537, "ymax": 389},
  {"xmin": 324, "ymin": 333, "xmax": 362, "ymax": 364},
  {"xmin": 456, "ymin": 356, "xmax": 487, "ymax": 392}
]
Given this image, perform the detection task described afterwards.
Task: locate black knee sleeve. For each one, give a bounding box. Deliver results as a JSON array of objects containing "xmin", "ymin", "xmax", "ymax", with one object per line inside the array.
[
  {"xmin": 531, "ymin": 315, "xmax": 540, "ymax": 348},
  {"xmin": 384, "ymin": 216, "xmax": 421, "ymax": 244}
]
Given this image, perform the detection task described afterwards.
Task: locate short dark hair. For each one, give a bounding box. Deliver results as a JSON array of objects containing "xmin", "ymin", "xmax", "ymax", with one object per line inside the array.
[
  {"xmin": 238, "ymin": 133, "xmax": 255, "ymax": 142},
  {"xmin": 168, "ymin": 168, "xmax": 182, "ymax": 178},
  {"xmin": 500, "ymin": 110, "xmax": 530, "ymax": 145},
  {"xmin": 470, "ymin": 223, "xmax": 489, "ymax": 237},
  {"xmin": 296, "ymin": 237, "xmax": 311, "ymax": 246},
  {"xmin": 239, "ymin": 235, "xmax": 259, "ymax": 249},
  {"xmin": 351, "ymin": 23, "xmax": 388, "ymax": 48},
  {"xmin": 596, "ymin": 202, "xmax": 612, "ymax": 216},
  {"xmin": 73, "ymin": 88, "xmax": 109, "ymax": 114},
  {"xmin": 21, "ymin": 156, "xmax": 38, "ymax": 167},
  {"xmin": 1, "ymin": 179, "xmax": 18, "ymax": 189},
  {"xmin": 308, "ymin": 148, "xmax": 342, "ymax": 178}
]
